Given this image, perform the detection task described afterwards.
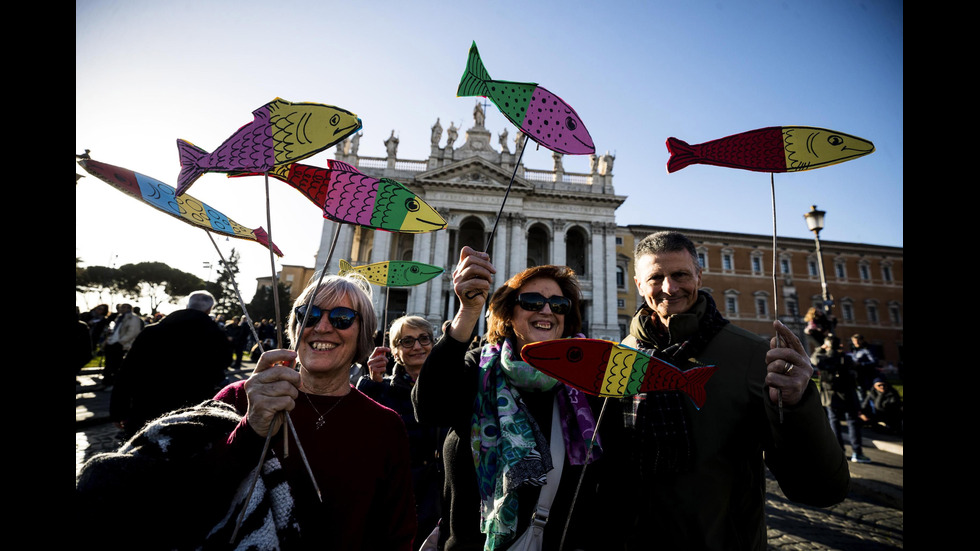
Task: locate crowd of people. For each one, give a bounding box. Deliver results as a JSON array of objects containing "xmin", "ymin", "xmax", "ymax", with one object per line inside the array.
[{"xmin": 77, "ymin": 230, "xmax": 901, "ymax": 550}]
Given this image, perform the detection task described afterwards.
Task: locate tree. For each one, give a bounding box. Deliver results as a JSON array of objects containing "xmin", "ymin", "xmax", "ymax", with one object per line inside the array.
[
  {"xmin": 211, "ymin": 248, "xmax": 244, "ymax": 318},
  {"xmin": 246, "ymin": 280, "xmax": 293, "ymax": 344},
  {"xmin": 78, "ymin": 262, "xmax": 206, "ymax": 314}
]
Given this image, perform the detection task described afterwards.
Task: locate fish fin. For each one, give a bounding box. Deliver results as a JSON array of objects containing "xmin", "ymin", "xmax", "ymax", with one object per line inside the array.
[
  {"xmin": 176, "ymin": 139, "xmax": 209, "ymax": 195},
  {"xmin": 457, "ymin": 41, "xmax": 491, "ymax": 98},
  {"xmin": 338, "ymin": 259, "xmax": 352, "ymax": 275},
  {"xmin": 681, "ymin": 364, "xmax": 718, "ymax": 409},
  {"xmin": 328, "ymin": 159, "xmax": 361, "ymax": 174},
  {"xmin": 665, "ymin": 137, "xmax": 699, "ymax": 174},
  {"xmin": 252, "ymin": 227, "xmax": 284, "ymax": 257}
]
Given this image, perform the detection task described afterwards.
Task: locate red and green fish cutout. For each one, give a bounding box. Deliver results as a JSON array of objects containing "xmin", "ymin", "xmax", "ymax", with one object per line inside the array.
[
  {"xmin": 176, "ymin": 98, "xmax": 362, "ymax": 196},
  {"xmin": 457, "ymin": 41, "xmax": 595, "ymax": 155},
  {"xmin": 520, "ymin": 338, "xmax": 717, "ymax": 409},
  {"xmin": 666, "ymin": 126, "xmax": 874, "ymax": 174},
  {"xmin": 338, "ymin": 259, "xmax": 443, "ymax": 288},
  {"xmin": 78, "ymin": 158, "xmax": 283, "ymax": 256},
  {"xmin": 230, "ymin": 160, "xmax": 446, "ymax": 234}
]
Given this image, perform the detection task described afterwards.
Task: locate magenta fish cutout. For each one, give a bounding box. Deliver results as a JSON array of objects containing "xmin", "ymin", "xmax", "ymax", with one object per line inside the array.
[{"xmin": 176, "ymin": 98, "xmax": 362, "ymax": 196}]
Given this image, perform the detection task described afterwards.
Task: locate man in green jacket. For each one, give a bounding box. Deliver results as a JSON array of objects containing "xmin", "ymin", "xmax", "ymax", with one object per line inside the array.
[{"xmin": 614, "ymin": 231, "xmax": 849, "ymax": 550}]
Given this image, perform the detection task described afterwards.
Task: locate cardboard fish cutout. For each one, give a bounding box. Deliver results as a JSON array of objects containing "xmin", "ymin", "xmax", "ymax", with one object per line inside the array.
[
  {"xmin": 666, "ymin": 126, "xmax": 875, "ymax": 174},
  {"xmin": 176, "ymin": 98, "xmax": 362, "ymax": 195},
  {"xmin": 230, "ymin": 160, "xmax": 446, "ymax": 233},
  {"xmin": 521, "ymin": 338, "xmax": 717, "ymax": 408},
  {"xmin": 78, "ymin": 158, "xmax": 283, "ymax": 256},
  {"xmin": 338, "ymin": 259, "xmax": 443, "ymax": 288},
  {"xmin": 457, "ymin": 41, "xmax": 595, "ymax": 155}
]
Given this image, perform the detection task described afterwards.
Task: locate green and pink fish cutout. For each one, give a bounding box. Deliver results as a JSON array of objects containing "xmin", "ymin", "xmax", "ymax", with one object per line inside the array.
[
  {"xmin": 229, "ymin": 160, "xmax": 446, "ymax": 234},
  {"xmin": 176, "ymin": 98, "xmax": 362, "ymax": 196},
  {"xmin": 78, "ymin": 158, "xmax": 283, "ymax": 256},
  {"xmin": 666, "ymin": 126, "xmax": 875, "ymax": 174},
  {"xmin": 457, "ymin": 41, "xmax": 595, "ymax": 155},
  {"xmin": 521, "ymin": 338, "xmax": 717, "ymax": 408}
]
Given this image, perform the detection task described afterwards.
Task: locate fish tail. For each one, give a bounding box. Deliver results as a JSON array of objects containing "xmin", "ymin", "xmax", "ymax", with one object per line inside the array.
[
  {"xmin": 338, "ymin": 259, "xmax": 353, "ymax": 276},
  {"xmin": 665, "ymin": 137, "xmax": 699, "ymax": 173},
  {"xmin": 681, "ymin": 364, "xmax": 718, "ymax": 409},
  {"xmin": 457, "ymin": 41, "xmax": 492, "ymax": 98},
  {"xmin": 176, "ymin": 139, "xmax": 209, "ymax": 195},
  {"xmin": 252, "ymin": 227, "xmax": 283, "ymax": 257}
]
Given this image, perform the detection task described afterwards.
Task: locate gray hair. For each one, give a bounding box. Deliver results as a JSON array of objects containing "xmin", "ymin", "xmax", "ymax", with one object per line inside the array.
[
  {"xmin": 389, "ymin": 315, "xmax": 434, "ymax": 346},
  {"xmin": 186, "ymin": 290, "xmax": 216, "ymax": 313},
  {"xmin": 634, "ymin": 231, "xmax": 700, "ymax": 268},
  {"xmin": 288, "ymin": 272, "xmax": 377, "ymax": 364}
]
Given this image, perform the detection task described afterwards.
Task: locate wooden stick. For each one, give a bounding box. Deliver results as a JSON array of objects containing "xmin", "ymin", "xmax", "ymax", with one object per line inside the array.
[{"xmin": 770, "ymin": 173, "xmax": 784, "ymax": 424}]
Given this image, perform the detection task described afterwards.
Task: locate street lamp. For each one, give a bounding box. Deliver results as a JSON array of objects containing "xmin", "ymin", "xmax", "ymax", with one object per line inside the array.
[{"xmin": 804, "ymin": 205, "xmax": 833, "ymax": 311}]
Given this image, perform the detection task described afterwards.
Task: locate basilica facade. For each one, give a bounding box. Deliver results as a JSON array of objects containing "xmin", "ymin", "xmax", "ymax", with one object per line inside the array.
[{"xmin": 314, "ymin": 104, "xmax": 626, "ymax": 341}]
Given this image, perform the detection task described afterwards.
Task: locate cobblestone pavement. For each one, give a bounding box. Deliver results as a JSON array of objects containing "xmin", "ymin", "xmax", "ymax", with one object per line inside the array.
[{"xmin": 76, "ymin": 370, "xmax": 902, "ymax": 549}]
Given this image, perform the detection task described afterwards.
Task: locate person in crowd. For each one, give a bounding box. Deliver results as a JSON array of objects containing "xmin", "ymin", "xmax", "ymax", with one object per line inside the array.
[
  {"xmin": 214, "ymin": 273, "xmax": 416, "ymax": 549},
  {"xmin": 109, "ymin": 290, "xmax": 231, "ymax": 438},
  {"xmin": 225, "ymin": 315, "xmax": 250, "ymax": 369},
  {"xmin": 814, "ymin": 334, "xmax": 871, "ymax": 463},
  {"xmin": 861, "ymin": 377, "xmax": 903, "ymax": 435},
  {"xmin": 803, "ymin": 306, "xmax": 836, "ymax": 352},
  {"xmin": 413, "ymin": 247, "xmax": 611, "ymax": 550},
  {"xmin": 101, "ymin": 303, "xmax": 142, "ymax": 386},
  {"xmin": 611, "ymin": 231, "xmax": 849, "ymax": 549},
  {"xmin": 359, "ymin": 315, "xmax": 448, "ymax": 548},
  {"xmin": 849, "ymin": 333, "xmax": 879, "ymax": 404}
]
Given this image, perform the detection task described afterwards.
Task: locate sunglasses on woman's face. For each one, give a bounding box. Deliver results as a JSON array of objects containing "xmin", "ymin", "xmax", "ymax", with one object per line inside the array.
[
  {"xmin": 516, "ymin": 293, "xmax": 572, "ymax": 315},
  {"xmin": 395, "ymin": 334, "xmax": 433, "ymax": 349},
  {"xmin": 295, "ymin": 304, "xmax": 359, "ymax": 330}
]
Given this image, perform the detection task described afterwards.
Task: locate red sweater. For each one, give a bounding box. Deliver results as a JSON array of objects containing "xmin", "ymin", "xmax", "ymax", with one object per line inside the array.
[{"xmin": 215, "ymin": 380, "xmax": 417, "ymax": 550}]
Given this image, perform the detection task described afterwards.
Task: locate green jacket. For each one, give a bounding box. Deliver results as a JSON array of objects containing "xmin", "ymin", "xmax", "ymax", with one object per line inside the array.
[{"xmin": 615, "ymin": 300, "xmax": 849, "ymax": 550}]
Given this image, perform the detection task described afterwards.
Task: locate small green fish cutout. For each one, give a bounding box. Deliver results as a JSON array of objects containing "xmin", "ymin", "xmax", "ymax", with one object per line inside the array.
[{"xmin": 339, "ymin": 259, "xmax": 444, "ymax": 287}]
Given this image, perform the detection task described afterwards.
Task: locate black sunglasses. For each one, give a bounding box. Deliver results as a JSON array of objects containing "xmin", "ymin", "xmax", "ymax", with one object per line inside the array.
[
  {"xmin": 295, "ymin": 304, "xmax": 359, "ymax": 330},
  {"xmin": 516, "ymin": 293, "xmax": 572, "ymax": 315},
  {"xmin": 395, "ymin": 334, "xmax": 433, "ymax": 349}
]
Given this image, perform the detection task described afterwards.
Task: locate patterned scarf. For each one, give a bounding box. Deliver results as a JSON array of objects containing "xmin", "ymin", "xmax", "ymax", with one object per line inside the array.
[
  {"xmin": 627, "ymin": 291, "xmax": 729, "ymax": 476},
  {"xmin": 471, "ymin": 337, "xmax": 600, "ymax": 550}
]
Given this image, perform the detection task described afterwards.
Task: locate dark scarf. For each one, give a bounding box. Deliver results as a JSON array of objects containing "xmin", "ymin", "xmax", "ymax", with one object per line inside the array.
[{"xmin": 627, "ymin": 291, "xmax": 729, "ymax": 477}]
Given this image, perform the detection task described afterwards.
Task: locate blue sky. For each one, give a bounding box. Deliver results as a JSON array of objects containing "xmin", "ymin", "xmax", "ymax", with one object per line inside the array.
[{"xmin": 76, "ymin": 0, "xmax": 903, "ymax": 312}]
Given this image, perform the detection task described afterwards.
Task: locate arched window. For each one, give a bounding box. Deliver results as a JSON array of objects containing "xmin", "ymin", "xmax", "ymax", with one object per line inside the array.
[
  {"xmin": 526, "ymin": 224, "xmax": 550, "ymax": 267},
  {"xmin": 566, "ymin": 226, "xmax": 588, "ymax": 275}
]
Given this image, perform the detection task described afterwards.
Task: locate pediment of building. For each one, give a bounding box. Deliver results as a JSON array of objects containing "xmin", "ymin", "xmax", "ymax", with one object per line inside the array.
[{"xmin": 415, "ymin": 157, "xmax": 533, "ymax": 192}]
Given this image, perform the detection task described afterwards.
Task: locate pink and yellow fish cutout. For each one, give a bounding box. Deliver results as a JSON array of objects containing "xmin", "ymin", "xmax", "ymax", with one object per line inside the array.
[
  {"xmin": 521, "ymin": 338, "xmax": 717, "ymax": 408},
  {"xmin": 666, "ymin": 126, "xmax": 875, "ymax": 174},
  {"xmin": 78, "ymin": 158, "xmax": 283, "ymax": 256},
  {"xmin": 176, "ymin": 98, "xmax": 362, "ymax": 196},
  {"xmin": 229, "ymin": 160, "xmax": 446, "ymax": 233}
]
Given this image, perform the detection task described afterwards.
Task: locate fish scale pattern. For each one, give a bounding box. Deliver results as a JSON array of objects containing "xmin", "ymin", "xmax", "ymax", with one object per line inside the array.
[{"xmin": 697, "ymin": 127, "xmax": 785, "ymax": 172}]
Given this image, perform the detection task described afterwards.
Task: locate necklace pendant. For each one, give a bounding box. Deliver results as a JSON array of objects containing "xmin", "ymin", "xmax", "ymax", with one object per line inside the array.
[{"xmin": 315, "ymin": 416, "xmax": 326, "ymax": 430}]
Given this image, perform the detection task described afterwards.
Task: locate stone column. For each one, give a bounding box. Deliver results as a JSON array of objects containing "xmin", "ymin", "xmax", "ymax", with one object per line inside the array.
[
  {"xmin": 552, "ymin": 221, "xmax": 567, "ymax": 268},
  {"xmin": 317, "ymin": 220, "xmax": 354, "ymax": 275}
]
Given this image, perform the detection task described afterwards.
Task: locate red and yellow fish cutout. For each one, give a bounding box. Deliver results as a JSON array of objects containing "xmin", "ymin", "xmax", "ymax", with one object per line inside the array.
[
  {"xmin": 520, "ymin": 338, "xmax": 717, "ymax": 408},
  {"xmin": 666, "ymin": 126, "xmax": 874, "ymax": 174},
  {"xmin": 78, "ymin": 158, "xmax": 283, "ymax": 256}
]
